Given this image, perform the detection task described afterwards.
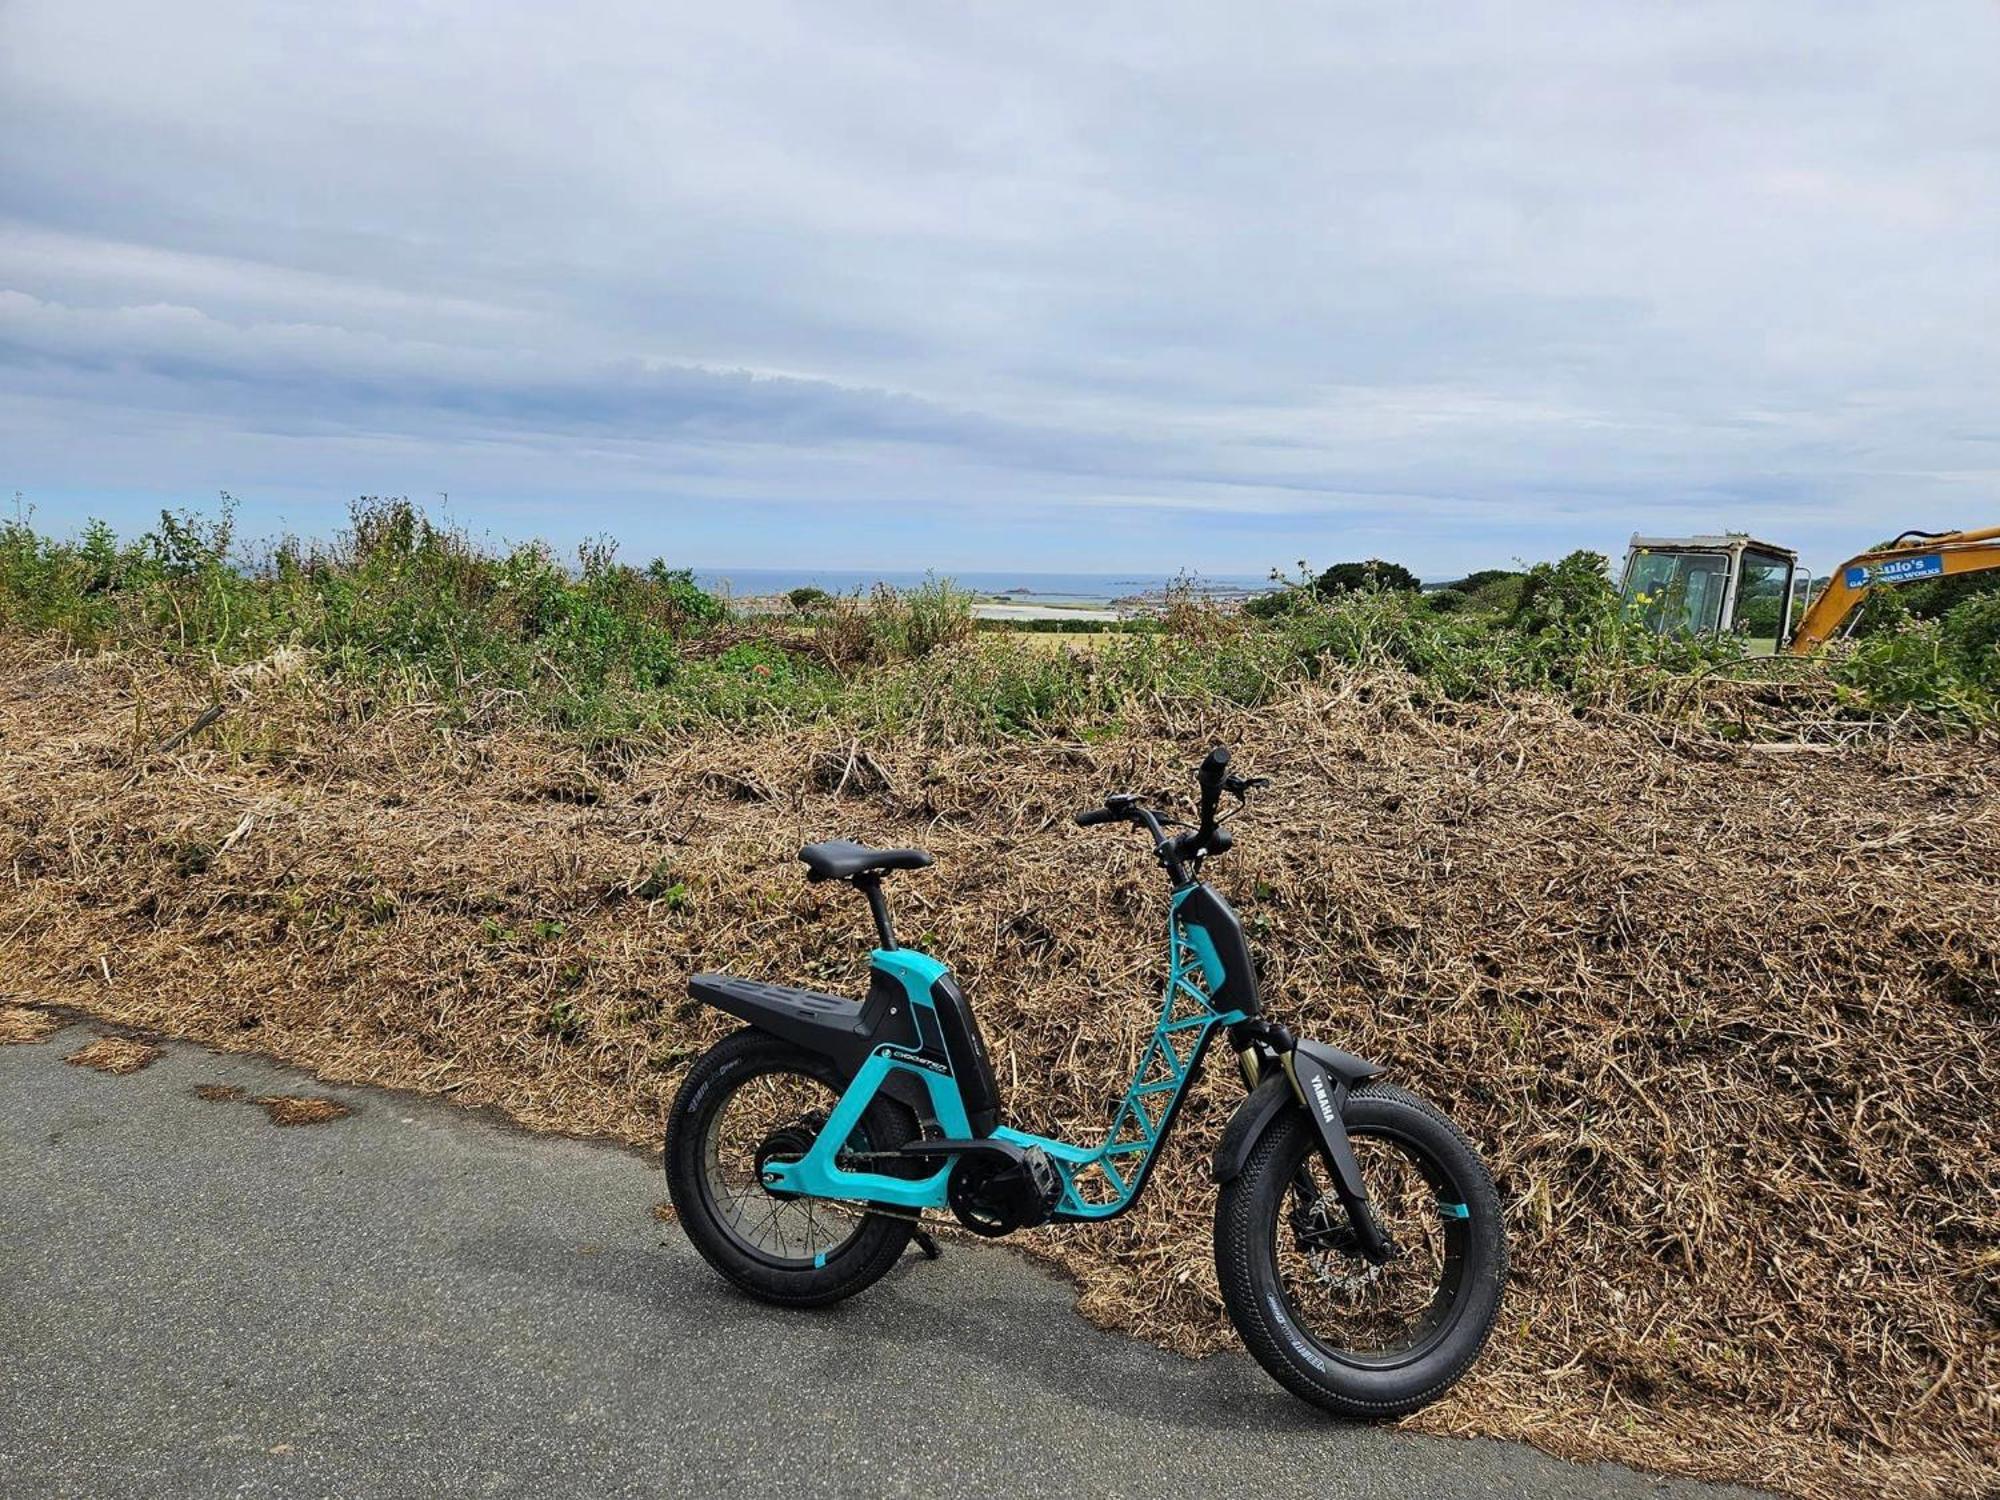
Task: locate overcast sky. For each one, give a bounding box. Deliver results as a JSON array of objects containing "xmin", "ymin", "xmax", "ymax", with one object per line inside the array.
[{"xmin": 3, "ymin": 3, "xmax": 1996, "ymax": 580}]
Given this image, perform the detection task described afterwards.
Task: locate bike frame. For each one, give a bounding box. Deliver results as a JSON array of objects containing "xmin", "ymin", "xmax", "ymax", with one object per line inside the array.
[{"xmin": 758, "ymin": 886, "xmax": 1247, "ymax": 1222}]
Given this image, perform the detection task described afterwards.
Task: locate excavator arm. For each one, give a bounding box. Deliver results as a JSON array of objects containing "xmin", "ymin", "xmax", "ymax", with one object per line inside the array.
[{"xmin": 1788, "ymin": 526, "xmax": 2000, "ymax": 654}]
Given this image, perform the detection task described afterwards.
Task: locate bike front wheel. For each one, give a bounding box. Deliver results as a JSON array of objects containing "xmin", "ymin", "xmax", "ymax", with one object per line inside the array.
[{"xmin": 1214, "ymin": 1081, "xmax": 1506, "ymax": 1418}]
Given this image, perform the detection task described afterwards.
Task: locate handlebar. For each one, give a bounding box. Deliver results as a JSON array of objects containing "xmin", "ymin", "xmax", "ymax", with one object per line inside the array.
[{"xmin": 1073, "ymin": 747, "xmax": 1258, "ymax": 883}]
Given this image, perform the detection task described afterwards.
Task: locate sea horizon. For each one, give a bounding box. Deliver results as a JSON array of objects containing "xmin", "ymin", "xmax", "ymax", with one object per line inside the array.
[{"xmin": 690, "ymin": 566, "xmax": 1270, "ymax": 607}]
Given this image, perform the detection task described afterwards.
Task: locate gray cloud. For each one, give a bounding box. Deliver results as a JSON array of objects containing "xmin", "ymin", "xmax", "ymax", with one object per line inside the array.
[{"xmin": 2, "ymin": 1, "xmax": 1997, "ymax": 574}]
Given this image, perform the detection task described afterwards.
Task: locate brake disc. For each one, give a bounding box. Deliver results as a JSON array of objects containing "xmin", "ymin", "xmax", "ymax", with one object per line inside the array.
[{"xmin": 1296, "ymin": 1196, "xmax": 1389, "ymax": 1296}]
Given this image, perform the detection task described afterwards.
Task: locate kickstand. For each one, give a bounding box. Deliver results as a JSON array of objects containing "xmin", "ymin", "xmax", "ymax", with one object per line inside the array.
[{"xmin": 911, "ymin": 1228, "xmax": 943, "ymax": 1261}]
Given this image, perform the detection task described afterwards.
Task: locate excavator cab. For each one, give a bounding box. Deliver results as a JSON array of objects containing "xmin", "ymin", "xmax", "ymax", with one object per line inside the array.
[
  {"xmin": 1621, "ymin": 525, "xmax": 2000, "ymax": 655},
  {"xmin": 1619, "ymin": 534, "xmax": 1805, "ymax": 654}
]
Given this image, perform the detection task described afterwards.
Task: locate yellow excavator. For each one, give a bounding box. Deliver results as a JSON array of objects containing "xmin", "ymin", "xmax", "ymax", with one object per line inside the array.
[{"xmin": 1618, "ymin": 527, "xmax": 2000, "ymax": 655}]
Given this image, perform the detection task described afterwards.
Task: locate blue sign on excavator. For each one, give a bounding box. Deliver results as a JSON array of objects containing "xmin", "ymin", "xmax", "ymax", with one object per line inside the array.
[{"xmin": 1844, "ymin": 554, "xmax": 1944, "ymax": 589}]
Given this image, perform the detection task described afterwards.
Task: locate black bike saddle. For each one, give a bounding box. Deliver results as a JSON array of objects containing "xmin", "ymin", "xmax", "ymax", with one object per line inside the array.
[{"xmin": 798, "ymin": 840, "xmax": 933, "ymax": 882}]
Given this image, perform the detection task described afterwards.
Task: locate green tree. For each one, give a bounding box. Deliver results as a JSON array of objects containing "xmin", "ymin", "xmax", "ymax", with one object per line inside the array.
[
  {"xmin": 1314, "ymin": 559, "xmax": 1421, "ymax": 594},
  {"xmin": 1245, "ymin": 559, "xmax": 1420, "ymax": 619}
]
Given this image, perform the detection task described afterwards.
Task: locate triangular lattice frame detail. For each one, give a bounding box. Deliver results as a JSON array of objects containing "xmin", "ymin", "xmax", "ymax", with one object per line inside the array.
[{"xmin": 1043, "ymin": 909, "xmax": 1246, "ymax": 1215}]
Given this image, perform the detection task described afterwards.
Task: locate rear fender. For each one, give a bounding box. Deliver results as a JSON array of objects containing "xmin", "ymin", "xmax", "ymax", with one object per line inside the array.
[{"xmin": 688, "ymin": 969, "xmax": 935, "ymax": 1120}]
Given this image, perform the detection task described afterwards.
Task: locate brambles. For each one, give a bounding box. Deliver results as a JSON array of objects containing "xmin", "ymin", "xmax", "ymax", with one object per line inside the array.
[{"xmin": 1832, "ymin": 591, "xmax": 2000, "ymax": 725}]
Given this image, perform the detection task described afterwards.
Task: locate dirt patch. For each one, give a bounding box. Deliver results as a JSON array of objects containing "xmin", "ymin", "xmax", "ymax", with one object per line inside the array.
[
  {"xmin": 63, "ymin": 1035, "xmax": 162, "ymax": 1074},
  {"xmin": 0, "ymin": 640, "xmax": 1994, "ymax": 1499},
  {"xmin": 252, "ymin": 1094, "xmax": 350, "ymax": 1127},
  {"xmin": 1, "ymin": 1003, "xmax": 62, "ymax": 1044},
  {"xmin": 650, "ymin": 1201, "xmax": 675, "ymax": 1223}
]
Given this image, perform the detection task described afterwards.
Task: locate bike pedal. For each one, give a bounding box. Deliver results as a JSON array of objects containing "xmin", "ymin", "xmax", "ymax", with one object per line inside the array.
[{"xmin": 911, "ymin": 1229, "xmax": 943, "ymax": 1261}]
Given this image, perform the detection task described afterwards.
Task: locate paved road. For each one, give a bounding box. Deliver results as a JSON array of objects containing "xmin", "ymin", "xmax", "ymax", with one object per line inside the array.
[{"xmin": 1, "ymin": 1019, "xmax": 1763, "ymax": 1500}]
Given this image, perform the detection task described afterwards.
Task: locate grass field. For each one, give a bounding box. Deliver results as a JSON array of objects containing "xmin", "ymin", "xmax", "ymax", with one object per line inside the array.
[{"xmin": 993, "ymin": 626, "xmax": 1119, "ymax": 651}]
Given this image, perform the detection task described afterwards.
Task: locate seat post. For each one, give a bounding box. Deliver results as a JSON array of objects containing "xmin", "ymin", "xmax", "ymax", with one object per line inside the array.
[{"xmin": 852, "ymin": 875, "xmax": 897, "ymax": 950}]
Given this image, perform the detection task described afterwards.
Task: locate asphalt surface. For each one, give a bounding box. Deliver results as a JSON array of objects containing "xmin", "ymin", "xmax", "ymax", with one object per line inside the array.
[{"xmin": 0, "ymin": 1018, "xmax": 1766, "ymax": 1500}]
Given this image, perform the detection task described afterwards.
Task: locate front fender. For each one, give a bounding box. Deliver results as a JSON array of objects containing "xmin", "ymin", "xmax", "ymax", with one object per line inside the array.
[
  {"xmin": 1208, "ymin": 1040, "xmax": 1384, "ymax": 1185},
  {"xmin": 1209, "ymin": 1072, "xmax": 1293, "ymax": 1184}
]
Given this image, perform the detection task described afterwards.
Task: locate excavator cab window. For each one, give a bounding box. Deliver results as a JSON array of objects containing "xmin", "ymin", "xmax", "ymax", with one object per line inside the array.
[
  {"xmin": 1731, "ymin": 549, "xmax": 1795, "ymax": 654},
  {"xmin": 1623, "ymin": 550, "xmax": 1730, "ymax": 634},
  {"xmin": 1786, "ymin": 570, "xmax": 1815, "ymax": 640}
]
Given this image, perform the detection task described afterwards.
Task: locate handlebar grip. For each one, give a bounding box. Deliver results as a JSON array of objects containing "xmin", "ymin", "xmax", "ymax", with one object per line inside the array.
[
  {"xmin": 1197, "ymin": 746, "xmax": 1230, "ymax": 801},
  {"xmin": 1074, "ymin": 806, "xmax": 1120, "ymax": 827}
]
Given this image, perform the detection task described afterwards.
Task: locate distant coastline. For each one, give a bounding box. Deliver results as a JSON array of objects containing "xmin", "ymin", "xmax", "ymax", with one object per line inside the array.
[{"xmin": 693, "ymin": 567, "xmax": 1268, "ymax": 622}]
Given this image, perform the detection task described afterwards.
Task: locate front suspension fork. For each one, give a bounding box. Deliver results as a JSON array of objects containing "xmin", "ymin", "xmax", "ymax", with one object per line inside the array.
[{"xmin": 1236, "ymin": 1022, "xmax": 1395, "ymax": 1265}]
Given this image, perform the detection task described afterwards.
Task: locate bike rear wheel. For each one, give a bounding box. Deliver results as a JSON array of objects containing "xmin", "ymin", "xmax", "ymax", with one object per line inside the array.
[
  {"xmin": 1215, "ymin": 1081, "xmax": 1506, "ymax": 1418},
  {"xmin": 665, "ymin": 1028, "xmax": 919, "ymax": 1307}
]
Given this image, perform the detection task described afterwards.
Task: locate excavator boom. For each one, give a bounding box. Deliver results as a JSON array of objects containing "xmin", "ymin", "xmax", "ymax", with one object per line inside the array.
[{"xmin": 1786, "ymin": 526, "xmax": 2000, "ymax": 654}]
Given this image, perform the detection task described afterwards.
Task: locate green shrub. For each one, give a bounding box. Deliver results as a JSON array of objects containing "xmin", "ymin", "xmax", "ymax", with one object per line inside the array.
[
  {"xmin": 1243, "ymin": 587, "xmax": 1304, "ymax": 620},
  {"xmin": 1947, "ymin": 592, "xmax": 2000, "ymax": 688},
  {"xmin": 0, "ymin": 498, "xmax": 722, "ymax": 717},
  {"xmin": 1456, "ymin": 569, "xmax": 1527, "ymax": 615},
  {"xmin": 1834, "ymin": 591, "xmax": 2000, "ymax": 725},
  {"xmin": 644, "ymin": 560, "xmax": 724, "ymax": 631},
  {"xmin": 714, "ymin": 638, "xmax": 797, "ymax": 683},
  {"xmin": 888, "ymin": 575, "xmax": 976, "ymax": 658}
]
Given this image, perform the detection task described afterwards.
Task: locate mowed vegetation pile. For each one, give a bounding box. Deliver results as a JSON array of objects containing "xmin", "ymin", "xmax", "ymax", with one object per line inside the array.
[{"xmin": 1, "ymin": 504, "xmax": 1995, "ymax": 1499}]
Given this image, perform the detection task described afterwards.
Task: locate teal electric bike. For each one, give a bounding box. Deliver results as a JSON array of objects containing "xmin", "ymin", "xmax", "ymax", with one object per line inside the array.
[{"xmin": 666, "ymin": 748, "xmax": 1506, "ymax": 1416}]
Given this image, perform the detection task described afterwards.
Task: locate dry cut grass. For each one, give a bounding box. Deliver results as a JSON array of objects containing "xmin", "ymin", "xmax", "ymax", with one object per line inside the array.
[
  {"xmin": 1, "ymin": 1003, "xmax": 63, "ymax": 1044},
  {"xmin": 253, "ymin": 1094, "xmax": 350, "ymax": 1126},
  {"xmin": 0, "ymin": 640, "xmax": 1993, "ymax": 1499},
  {"xmin": 62, "ymin": 1035, "xmax": 162, "ymax": 1074}
]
